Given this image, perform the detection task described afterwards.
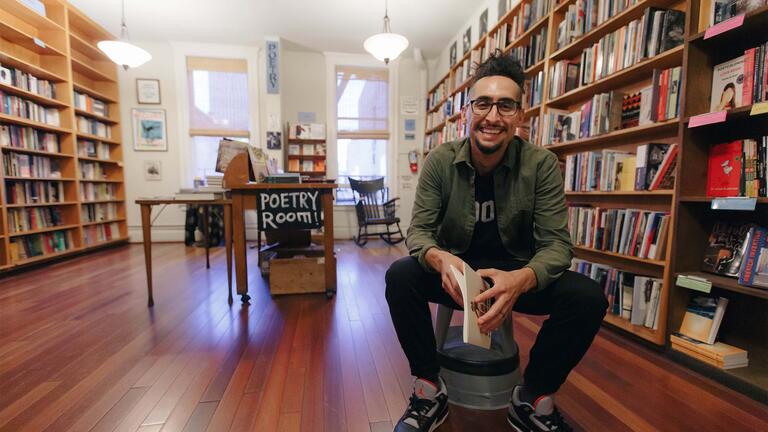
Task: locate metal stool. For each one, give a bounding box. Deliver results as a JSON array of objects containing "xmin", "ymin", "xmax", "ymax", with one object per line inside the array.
[{"xmin": 434, "ymin": 304, "xmax": 521, "ymax": 410}]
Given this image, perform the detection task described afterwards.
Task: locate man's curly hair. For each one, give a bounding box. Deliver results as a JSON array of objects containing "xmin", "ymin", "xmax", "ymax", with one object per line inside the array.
[{"xmin": 469, "ymin": 49, "xmax": 525, "ymax": 92}]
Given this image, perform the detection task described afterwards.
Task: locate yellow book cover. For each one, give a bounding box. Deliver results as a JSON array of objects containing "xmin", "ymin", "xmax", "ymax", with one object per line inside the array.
[{"xmin": 617, "ymin": 155, "xmax": 636, "ymax": 191}]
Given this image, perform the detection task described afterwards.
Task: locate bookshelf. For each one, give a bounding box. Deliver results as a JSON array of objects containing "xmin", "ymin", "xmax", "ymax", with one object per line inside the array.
[
  {"xmin": 423, "ymin": 0, "xmax": 689, "ymax": 347},
  {"xmin": 668, "ymin": 1, "xmax": 768, "ymax": 400},
  {"xmin": 0, "ymin": 0, "xmax": 127, "ymax": 270},
  {"xmin": 285, "ymin": 138, "xmax": 327, "ymax": 178}
]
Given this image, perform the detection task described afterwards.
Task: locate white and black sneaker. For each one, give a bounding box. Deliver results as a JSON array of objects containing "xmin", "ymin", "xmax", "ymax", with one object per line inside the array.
[
  {"xmin": 394, "ymin": 377, "xmax": 449, "ymax": 432},
  {"xmin": 507, "ymin": 386, "xmax": 573, "ymax": 432}
]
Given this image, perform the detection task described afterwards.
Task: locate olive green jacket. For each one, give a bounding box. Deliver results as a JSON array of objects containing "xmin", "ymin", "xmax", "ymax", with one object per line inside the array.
[{"xmin": 406, "ymin": 137, "xmax": 573, "ymax": 291}]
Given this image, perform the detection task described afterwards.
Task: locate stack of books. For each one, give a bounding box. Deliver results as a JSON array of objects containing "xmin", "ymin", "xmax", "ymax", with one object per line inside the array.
[{"xmin": 670, "ymin": 334, "xmax": 748, "ymax": 370}]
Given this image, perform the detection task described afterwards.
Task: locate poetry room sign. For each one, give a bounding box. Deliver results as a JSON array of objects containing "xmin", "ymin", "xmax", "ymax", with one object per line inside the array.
[{"xmin": 257, "ymin": 190, "xmax": 323, "ymax": 230}]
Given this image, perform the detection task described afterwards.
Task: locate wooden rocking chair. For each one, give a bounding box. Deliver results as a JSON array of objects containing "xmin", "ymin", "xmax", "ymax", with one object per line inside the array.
[{"xmin": 348, "ymin": 177, "xmax": 404, "ymax": 247}]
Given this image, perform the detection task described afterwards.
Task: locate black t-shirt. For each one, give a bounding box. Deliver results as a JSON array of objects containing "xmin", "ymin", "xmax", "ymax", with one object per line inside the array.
[{"xmin": 460, "ymin": 174, "xmax": 514, "ymax": 261}]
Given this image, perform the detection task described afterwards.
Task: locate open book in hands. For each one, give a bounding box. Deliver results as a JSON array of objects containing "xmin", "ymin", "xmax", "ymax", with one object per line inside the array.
[{"xmin": 449, "ymin": 263, "xmax": 494, "ymax": 349}]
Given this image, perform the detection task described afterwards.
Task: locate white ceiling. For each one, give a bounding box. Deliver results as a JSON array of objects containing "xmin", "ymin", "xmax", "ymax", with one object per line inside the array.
[{"xmin": 68, "ymin": 0, "xmax": 480, "ymax": 58}]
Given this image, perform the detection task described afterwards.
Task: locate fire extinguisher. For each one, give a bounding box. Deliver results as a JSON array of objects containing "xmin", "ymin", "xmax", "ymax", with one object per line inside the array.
[{"xmin": 408, "ymin": 150, "xmax": 418, "ymax": 173}]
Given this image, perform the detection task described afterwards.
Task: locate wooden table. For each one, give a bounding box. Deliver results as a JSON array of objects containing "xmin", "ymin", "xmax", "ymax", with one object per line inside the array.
[
  {"xmin": 229, "ymin": 183, "xmax": 337, "ymax": 303},
  {"xmin": 135, "ymin": 198, "xmax": 233, "ymax": 306}
]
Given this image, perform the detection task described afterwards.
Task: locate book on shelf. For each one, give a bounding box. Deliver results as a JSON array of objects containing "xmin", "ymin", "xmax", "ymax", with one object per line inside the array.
[
  {"xmin": 449, "ymin": 263, "xmax": 492, "ymax": 349},
  {"xmin": 738, "ymin": 226, "xmax": 768, "ymax": 288},
  {"xmin": 564, "ymin": 149, "xmax": 637, "ymax": 192},
  {"xmin": 648, "ymin": 143, "xmax": 678, "ymax": 190},
  {"xmin": 301, "ymin": 160, "xmax": 314, "ymax": 172},
  {"xmin": 288, "ymin": 122, "xmax": 325, "ymax": 140},
  {"xmin": 0, "ymin": 63, "xmax": 56, "ymax": 99},
  {"xmin": 76, "ymin": 116, "xmax": 110, "ymax": 138},
  {"xmin": 287, "ymin": 158, "xmax": 300, "ymax": 172},
  {"xmin": 3, "ymin": 152, "xmax": 61, "ymax": 178},
  {"xmin": 710, "ymin": 55, "xmax": 745, "ymax": 112},
  {"xmin": 670, "ymin": 334, "xmax": 748, "ymax": 369},
  {"xmin": 8, "ymin": 206, "xmax": 63, "ymax": 233},
  {"xmin": 570, "ymin": 258, "xmax": 663, "ymax": 328},
  {"xmin": 9, "ymin": 230, "xmax": 74, "ymax": 261},
  {"xmin": 635, "ymin": 143, "xmax": 671, "ymax": 191},
  {"xmin": 73, "ymin": 91, "xmax": 109, "ymax": 117},
  {"xmin": 77, "ymin": 140, "xmax": 110, "ymax": 159},
  {"xmin": 82, "ymin": 203, "xmax": 118, "ymax": 222},
  {"xmin": 707, "ymin": 138, "xmax": 767, "ymax": 198},
  {"xmin": 1, "ymin": 90, "xmax": 61, "ymax": 126},
  {"xmin": 740, "ymin": 42, "xmax": 768, "ymax": 107},
  {"xmin": 5, "ymin": 180, "xmax": 64, "ymax": 204},
  {"xmin": 701, "ymin": 221, "xmax": 755, "ymax": 277},
  {"xmin": 678, "ymin": 295, "xmax": 728, "ymax": 344},
  {"xmin": 214, "ymin": 138, "xmax": 248, "ymax": 173},
  {"xmin": 84, "ymin": 222, "xmax": 121, "ymax": 246},
  {"xmin": 708, "ymin": 0, "xmax": 766, "ymax": 29}
]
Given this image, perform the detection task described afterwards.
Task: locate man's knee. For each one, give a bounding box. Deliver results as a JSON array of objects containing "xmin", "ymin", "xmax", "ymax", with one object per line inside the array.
[
  {"xmin": 564, "ymin": 271, "xmax": 609, "ymax": 317},
  {"xmin": 385, "ymin": 256, "xmax": 423, "ymax": 305}
]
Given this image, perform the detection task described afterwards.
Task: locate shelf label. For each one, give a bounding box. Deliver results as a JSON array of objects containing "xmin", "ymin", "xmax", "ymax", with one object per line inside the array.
[
  {"xmin": 676, "ymin": 275, "xmax": 712, "ymax": 293},
  {"xmin": 711, "ymin": 197, "xmax": 757, "ymax": 211},
  {"xmin": 704, "ymin": 14, "xmax": 745, "ymax": 40},
  {"xmin": 33, "ymin": 38, "xmax": 46, "ymax": 49},
  {"xmin": 688, "ymin": 111, "xmax": 727, "ymax": 128},
  {"xmin": 750, "ymin": 102, "xmax": 768, "ymax": 116}
]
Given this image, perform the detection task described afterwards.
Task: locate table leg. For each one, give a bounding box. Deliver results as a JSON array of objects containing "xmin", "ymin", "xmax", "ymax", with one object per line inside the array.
[
  {"xmin": 322, "ymin": 193, "xmax": 336, "ymax": 298},
  {"xmin": 232, "ymin": 193, "xmax": 250, "ymax": 303},
  {"xmin": 224, "ymin": 204, "xmax": 233, "ymax": 304},
  {"xmin": 202, "ymin": 205, "xmax": 210, "ymax": 269},
  {"xmin": 140, "ymin": 204, "xmax": 154, "ymax": 307}
]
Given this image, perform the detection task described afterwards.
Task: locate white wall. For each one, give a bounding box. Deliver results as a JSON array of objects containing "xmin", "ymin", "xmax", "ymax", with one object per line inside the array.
[{"xmin": 281, "ymin": 49, "xmax": 327, "ymax": 125}]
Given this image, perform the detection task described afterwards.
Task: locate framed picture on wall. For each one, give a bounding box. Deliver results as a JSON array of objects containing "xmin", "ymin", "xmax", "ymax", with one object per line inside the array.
[
  {"xmin": 462, "ymin": 27, "xmax": 472, "ymax": 54},
  {"xmin": 136, "ymin": 78, "xmax": 161, "ymax": 104},
  {"xmin": 479, "ymin": 9, "xmax": 488, "ymax": 37},
  {"xmin": 144, "ymin": 160, "xmax": 162, "ymax": 181},
  {"xmin": 449, "ymin": 41, "xmax": 457, "ymax": 66},
  {"xmin": 132, "ymin": 108, "xmax": 168, "ymax": 151}
]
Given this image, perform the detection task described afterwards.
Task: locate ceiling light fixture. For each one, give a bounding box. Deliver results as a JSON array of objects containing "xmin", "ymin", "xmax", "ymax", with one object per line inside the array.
[
  {"xmin": 98, "ymin": 0, "xmax": 151, "ymax": 70},
  {"xmin": 363, "ymin": 0, "xmax": 409, "ymax": 64}
]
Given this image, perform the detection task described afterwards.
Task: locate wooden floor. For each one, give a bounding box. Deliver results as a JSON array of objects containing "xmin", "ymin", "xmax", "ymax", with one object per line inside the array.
[{"xmin": 0, "ymin": 242, "xmax": 766, "ymax": 432}]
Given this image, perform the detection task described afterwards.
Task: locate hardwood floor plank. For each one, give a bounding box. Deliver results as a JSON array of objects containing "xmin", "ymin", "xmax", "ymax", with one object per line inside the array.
[
  {"xmin": 181, "ymin": 401, "xmax": 218, "ymax": 432},
  {"xmin": 277, "ymin": 411, "xmax": 301, "ymax": 432},
  {"xmin": 89, "ymin": 387, "xmax": 149, "ymax": 432},
  {"xmin": 0, "ymin": 381, "xmax": 59, "ymax": 429}
]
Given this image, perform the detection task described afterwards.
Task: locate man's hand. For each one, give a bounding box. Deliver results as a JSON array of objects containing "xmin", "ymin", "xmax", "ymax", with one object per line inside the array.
[
  {"xmin": 474, "ymin": 267, "xmax": 537, "ymax": 334},
  {"xmin": 425, "ymin": 248, "xmax": 465, "ymax": 307}
]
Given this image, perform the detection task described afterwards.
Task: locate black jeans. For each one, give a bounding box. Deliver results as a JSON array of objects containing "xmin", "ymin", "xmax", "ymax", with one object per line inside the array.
[{"xmin": 385, "ymin": 256, "xmax": 607, "ymax": 397}]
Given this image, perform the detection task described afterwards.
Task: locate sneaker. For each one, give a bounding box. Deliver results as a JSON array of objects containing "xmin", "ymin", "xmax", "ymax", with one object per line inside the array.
[
  {"xmin": 394, "ymin": 377, "xmax": 449, "ymax": 432},
  {"xmin": 507, "ymin": 386, "xmax": 573, "ymax": 432}
]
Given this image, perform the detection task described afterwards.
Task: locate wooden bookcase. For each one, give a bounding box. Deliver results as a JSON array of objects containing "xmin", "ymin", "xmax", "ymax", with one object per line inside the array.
[
  {"xmin": 423, "ymin": 0, "xmax": 690, "ymax": 347},
  {"xmin": 668, "ymin": 2, "xmax": 768, "ymax": 400},
  {"xmin": 285, "ymin": 138, "xmax": 327, "ymax": 178},
  {"xmin": 0, "ymin": 0, "xmax": 127, "ymax": 271}
]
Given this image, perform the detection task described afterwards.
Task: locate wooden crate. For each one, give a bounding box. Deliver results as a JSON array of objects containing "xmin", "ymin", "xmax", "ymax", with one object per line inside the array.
[{"xmin": 269, "ymin": 256, "xmax": 325, "ymax": 295}]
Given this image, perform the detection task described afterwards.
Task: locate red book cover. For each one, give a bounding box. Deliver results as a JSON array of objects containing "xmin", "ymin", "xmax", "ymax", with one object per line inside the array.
[
  {"xmin": 707, "ymin": 141, "xmax": 743, "ymax": 197},
  {"xmin": 657, "ymin": 69, "xmax": 669, "ymax": 121},
  {"xmin": 743, "ymin": 48, "xmax": 755, "ymax": 105}
]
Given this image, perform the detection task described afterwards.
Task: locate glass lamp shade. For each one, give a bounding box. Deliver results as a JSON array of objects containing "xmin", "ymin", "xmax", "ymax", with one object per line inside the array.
[
  {"xmin": 363, "ymin": 32, "xmax": 409, "ymax": 64},
  {"xmin": 97, "ymin": 40, "xmax": 152, "ymax": 69}
]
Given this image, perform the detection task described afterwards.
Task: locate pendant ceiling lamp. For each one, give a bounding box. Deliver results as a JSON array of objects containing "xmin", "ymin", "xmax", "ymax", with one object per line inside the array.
[
  {"xmin": 97, "ymin": 0, "xmax": 151, "ymax": 70},
  {"xmin": 363, "ymin": 0, "xmax": 409, "ymax": 64}
]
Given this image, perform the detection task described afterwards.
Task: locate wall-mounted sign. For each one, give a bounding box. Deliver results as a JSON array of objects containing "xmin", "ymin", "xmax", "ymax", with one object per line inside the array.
[{"xmin": 266, "ymin": 40, "xmax": 280, "ymax": 94}]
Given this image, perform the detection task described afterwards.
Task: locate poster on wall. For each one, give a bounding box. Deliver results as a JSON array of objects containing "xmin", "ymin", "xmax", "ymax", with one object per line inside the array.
[
  {"xmin": 136, "ymin": 78, "xmax": 161, "ymax": 104},
  {"xmin": 267, "ymin": 131, "xmax": 282, "ymax": 150},
  {"xmin": 449, "ymin": 41, "xmax": 457, "ymax": 66},
  {"xmin": 144, "ymin": 160, "xmax": 162, "ymax": 180},
  {"xmin": 498, "ymin": 0, "xmax": 508, "ymax": 20},
  {"xmin": 132, "ymin": 109, "xmax": 167, "ymax": 151},
  {"xmin": 479, "ymin": 9, "xmax": 488, "ymax": 37},
  {"xmin": 462, "ymin": 27, "xmax": 472, "ymax": 54}
]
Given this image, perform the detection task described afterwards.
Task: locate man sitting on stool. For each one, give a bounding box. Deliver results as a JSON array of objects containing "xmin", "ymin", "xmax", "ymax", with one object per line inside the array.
[{"xmin": 385, "ymin": 52, "xmax": 607, "ymax": 432}]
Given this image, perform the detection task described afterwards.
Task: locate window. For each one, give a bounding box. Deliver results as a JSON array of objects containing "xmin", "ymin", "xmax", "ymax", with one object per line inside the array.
[
  {"xmin": 336, "ymin": 66, "xmax": 389, "ymax": 203},
  {"xmin": 187, "ymin": 56, "xmax": 249, "ymax": 180}
]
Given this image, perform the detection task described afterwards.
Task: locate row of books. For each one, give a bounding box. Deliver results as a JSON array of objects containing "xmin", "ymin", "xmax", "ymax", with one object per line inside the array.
[
  {"xmin": 707, "ymin": 138, "xmax": 768, "ymax": 198},
  {"xmin": 555, "ymin": 0, "xmax": 641, "ymax": 50},
  {"xmin": 529, "ymin": 115, "xmax": 540, "ymax": 146},
  {"xmin": 451, "ymin": 57, "xmax": 474, "ymax": 91},
  {"xmin": 563, "ymin": 143, "xmax": 677, "ymax": 192},
  {"xmin": 701, "ymin": 0, "xmax": 767, "ymax": 30},
  {"xmin": 3, "ymin": 153, "xmax": 61, "ymax": 178},
  {"xmin": 522, "ymin": 71, "xmax": 544, "ymax": 110},
  {"xmin": 287, "ymin": 159, "xmax": 325, "ymax": 172},
  {"xmin": 548, "ymin": 8, "xmax": 683, "ymax": 98},
  {"xmin": 702, "ymin": 222, "xmax": 768, "ymax": 289},
  {"xmin": 444, "ymin": 116, "xmax": 468, "ymax": 143},
  {"xmin": 423, "ymin": 130, "xmax": 444, "ymax": 154},
  {"xmin": 9, "ymin": 230, "xmax": 74, "ymax": 261},
  {"xmin": 539, "ymin": 67, "xmax": 681, "ymax": 146},
  {"xmin": 84, "ymin": 222, "xmax": 121, "ymax": 246},
  {"xmin": 570, "ymin": 258, "xmax": 663, "ymax": 328},
  {"xmin": 76, "ymin": 116, "xmax": 111, "ymax": 138},
  {"xmin": 0, "ymin": 124, "xmax": 59, "ymax": 153},
  {"xmin": 568, "ymin": 206, "xmax": 671, "ymax": 260},
  {"xmin": 77, "ymin": 140, "xmax": 111, "ymax": 160},
  {"xmin": 670, "ymin": 333, "xmax": 748, "ymax": 370},
  {"xmin": 508, "ymin": 27, "xmax": 547, "ymax": 70},
  {"xmin": 287, "ymin": 143, "xmax": 326, "ymax": 156},
  {"xmin": 80, "ymin": 183, "xmax": 116, "ymax": 202},
  {"xmin": 0, "ymin": 90, "xmax": 61, "ymax": 126},
  {"xmin": 73, "ymin": 91, "xmax": 109, "ymax": 117},
  {"xmin": 0, "ymin": 63, "xmax": 57, "ymax": 99},
  {"xmin": 426, "ymin": 107, "xmax": 446, "ymax": 131},
  {"xmin": 427, "ymin": 83, "xmax": 446, "ymax": 112},
  {"xmin": 7, "ymin": 206, "xmax": 64, "ymax": 233},
  {"xmin": 79, "ymin": 161, "xmax": 109, "ymax": 181},
  {"xmin": 5, "ymin": 180, "xmax": 64, "ymax": 205},
  {"xmin": 710, "ymin": 43, "xmax": 768, "ymax": 112},
  {"xmin": 81, "ymin": 203, "xmax": 119, "ymax": 223}
]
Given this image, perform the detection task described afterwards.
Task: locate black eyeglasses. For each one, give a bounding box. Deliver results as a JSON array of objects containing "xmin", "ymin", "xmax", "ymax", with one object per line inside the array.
[{"xmin": 468, "ymin": 98, "xmax": 522, "ymax": 116}]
